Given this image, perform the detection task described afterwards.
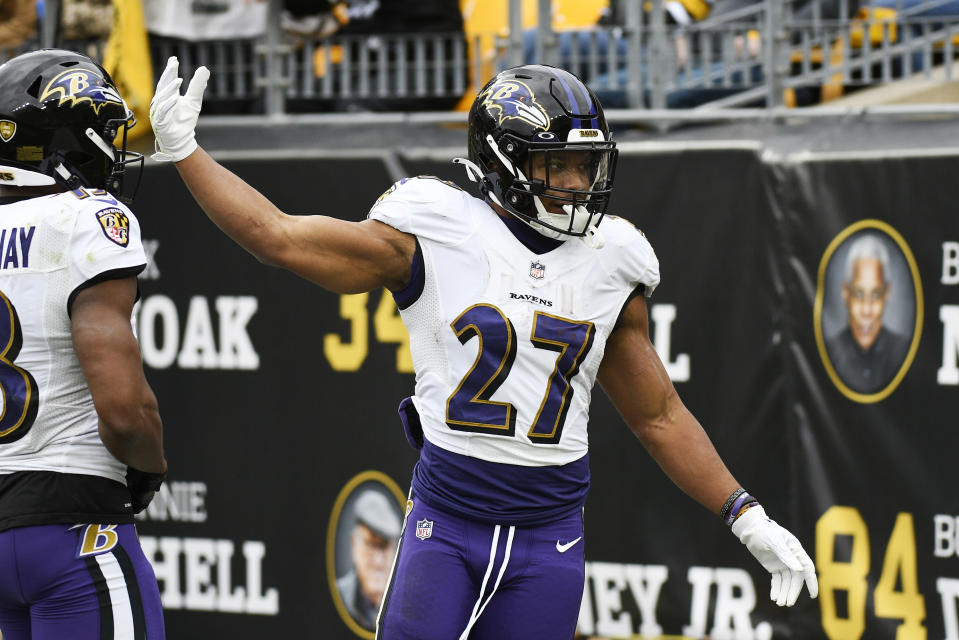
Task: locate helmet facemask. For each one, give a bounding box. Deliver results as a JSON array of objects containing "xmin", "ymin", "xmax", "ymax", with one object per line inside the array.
[
  {"xmin": 99, "ymin": 109, "xmax": 144, "ymax": 204},
  {"xmin": 485, "ymin": 132, "xmax": 618, "ymax": 239}
]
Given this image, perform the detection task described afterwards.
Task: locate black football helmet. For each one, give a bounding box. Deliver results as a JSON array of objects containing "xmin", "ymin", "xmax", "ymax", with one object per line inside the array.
[
  {"xmin": 463, "ymin": 64, "xmax": 618, "ymax": 239},
  {"xmin": 0, "ymin": 49, "xmax": 141, "ymax": 201}
]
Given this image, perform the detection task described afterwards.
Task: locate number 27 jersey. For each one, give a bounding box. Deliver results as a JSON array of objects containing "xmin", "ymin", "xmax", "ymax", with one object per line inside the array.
[{"xmin": 370, "ymin": 178, "xmax": 659, "ymax": 517}]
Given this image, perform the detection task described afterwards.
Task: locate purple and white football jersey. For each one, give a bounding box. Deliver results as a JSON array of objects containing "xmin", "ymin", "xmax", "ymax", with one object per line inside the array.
[
  {"xmin": 0, "ymin": 190, "xmax": 146, "ymax": 485},
  {"xmin": 369, "ymin": 177, "xmax": 659, "ymax": 524}
]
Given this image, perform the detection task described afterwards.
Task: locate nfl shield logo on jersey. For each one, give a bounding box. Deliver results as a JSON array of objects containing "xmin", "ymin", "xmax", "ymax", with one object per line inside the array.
[
  {"xmin": 529, "ymin": 261, "xmax": 545, "ymax": 279},
  {"xmin": 415, "ymin": 519, "xmax": 433, "ymax": 540}
]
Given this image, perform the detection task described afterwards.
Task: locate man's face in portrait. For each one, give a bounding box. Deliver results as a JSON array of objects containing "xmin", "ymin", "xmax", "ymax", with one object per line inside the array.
[
  {"xmin": 351, "ymin": 522, "xmax": 397, "ymax": 606},
  {"xmin": 842, "ymin": 257, "xmax": 890, "ymax": 351}
]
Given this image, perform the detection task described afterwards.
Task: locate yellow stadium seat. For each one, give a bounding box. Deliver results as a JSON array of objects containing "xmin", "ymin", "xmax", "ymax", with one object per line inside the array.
[
  {"xmin": 849, "ymin": 7, "xmax": 899, "ymax": 47},
  {"xmin": 788, "ymin": 8, "xmax": 898, "ymax": 105}
]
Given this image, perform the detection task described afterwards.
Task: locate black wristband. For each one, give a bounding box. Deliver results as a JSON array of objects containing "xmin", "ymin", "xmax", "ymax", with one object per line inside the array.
[
  {"xmin": 724, "ymin": 490, "xmax": 759, "ymax": 527},
  {"xmin": 720, "ymin": 488, "xmax": 745, "ymax": 522}
]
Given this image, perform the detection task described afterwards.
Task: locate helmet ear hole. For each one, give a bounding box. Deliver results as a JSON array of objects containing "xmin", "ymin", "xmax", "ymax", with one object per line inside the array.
[
  {"xmin": 499, "ymin": 135, "xmax": 527, "ymax": 162},
  {"xmin": 506, "ymin": 189, "xmax": 531, "ymax": 212}
]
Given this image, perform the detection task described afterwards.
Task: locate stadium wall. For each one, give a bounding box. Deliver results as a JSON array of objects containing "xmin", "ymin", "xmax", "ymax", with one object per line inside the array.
[{"xmin": 130, "ymin": 142, "xmax": 959, "ymax": 640}]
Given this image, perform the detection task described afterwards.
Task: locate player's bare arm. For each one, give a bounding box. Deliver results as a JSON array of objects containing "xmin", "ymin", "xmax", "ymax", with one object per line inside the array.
[
  {"xmin": 597, "ymin": 294, "xmax": 740, "ymax": 515},
  {"xmin": 151, "ymin": 57, "xmax": 414, "ymax": 293},
  {"xmin": 173, "ymin": 148, "xmax": 416, "ymax": 293},
  {"xmin": 600, "ymin": 294, "xmax": 817, "ymax": 606},
  {"xmin": 71, "ymin": 276, "xmax": 166, "ymax": 475}
]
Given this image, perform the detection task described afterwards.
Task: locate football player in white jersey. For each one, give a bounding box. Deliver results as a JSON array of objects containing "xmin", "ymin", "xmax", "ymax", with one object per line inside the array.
[
  {"xmin": 151, "ymin": 59, "xmax": 817, "ymax": 639},
  {"xmin": 0, "ymin": 50, "xmax": 167, "ymax": 640}
]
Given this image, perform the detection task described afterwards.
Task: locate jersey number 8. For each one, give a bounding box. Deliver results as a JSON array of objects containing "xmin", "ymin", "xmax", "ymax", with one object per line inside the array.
[{"xmin": 0, "ymin": 290, "xmax": 38, "ymax": 444}]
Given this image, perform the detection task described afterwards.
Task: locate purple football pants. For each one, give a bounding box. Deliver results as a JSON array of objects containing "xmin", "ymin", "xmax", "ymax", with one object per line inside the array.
[
  {"xmin": 0, "ymin": 523, "xmax": 165, "ymax": 640},
  {"xmin": 376, "ymin": 496, "xmax": 585, "ymax": 640}
]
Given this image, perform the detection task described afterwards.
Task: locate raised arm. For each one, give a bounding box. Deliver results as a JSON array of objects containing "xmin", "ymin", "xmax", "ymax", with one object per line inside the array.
[
  {"xmin": 151, "ymin": 57, "xmax": 415, "ymax": 294},
  {"xmin": 173, "ymin": 149, "xmax": 414, "ymax": 293},
  {"xmin": 598, "ymin": 294, "xmax": 817, "ymax": 607}
]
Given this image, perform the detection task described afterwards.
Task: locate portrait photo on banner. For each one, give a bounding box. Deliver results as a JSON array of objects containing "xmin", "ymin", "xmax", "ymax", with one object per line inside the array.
[
  {"xmin": 816, "ymin": 221, "xmax": 922, "ymax": 402},
  {"xmin": 327, "ymin": 472, "xmax": 406, "ymax": 636}
]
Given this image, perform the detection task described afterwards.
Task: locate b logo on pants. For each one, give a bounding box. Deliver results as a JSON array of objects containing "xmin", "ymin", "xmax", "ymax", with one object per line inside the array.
[{"xmin": 77, "ymin": 524, "xmax": 119, "ymax": 557}]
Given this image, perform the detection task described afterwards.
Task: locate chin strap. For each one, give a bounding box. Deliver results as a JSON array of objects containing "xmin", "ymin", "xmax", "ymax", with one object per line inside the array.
[
  {"xmin": 85, "ymin": 127, "xmax": 117, "ymax": 160},
  {"xmin": 453, "ymin": 156, "xmax": 507, "ymax": 210},
  {"xmin": 453, "ymin": 157, "xmax": 484, "ymax": 183},
  {"xmin": 454, "ymin": 156, "xmax": 604, "ymax": 247}
]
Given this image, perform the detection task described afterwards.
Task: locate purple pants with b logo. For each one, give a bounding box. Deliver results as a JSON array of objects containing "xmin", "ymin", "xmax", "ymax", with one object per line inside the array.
[{"xmin": 0, "ymin": 523, "xmax": 165, "ymax": 640}]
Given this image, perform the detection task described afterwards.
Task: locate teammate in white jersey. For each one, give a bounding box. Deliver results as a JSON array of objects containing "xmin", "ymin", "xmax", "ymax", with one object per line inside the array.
[
  {"xmin": 151, "ymin": 59, "xmax": 817, "ymax": 639},
  {"xmin": 0, "ymin": 50, "xmax": 167, "ymax": 640}
]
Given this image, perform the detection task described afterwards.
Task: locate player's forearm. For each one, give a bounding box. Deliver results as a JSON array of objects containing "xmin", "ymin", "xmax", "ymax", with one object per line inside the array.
[
  {"xmin": 98, "ymin": 397, "xmax": 166, "ymax": 474},
  {"xmin": 175, "ymin": 147, "xmax": 290, "ymax": 265},
  {"xmin": 634, "ymin": 407, "xmax": 740, "ymax": 515}
]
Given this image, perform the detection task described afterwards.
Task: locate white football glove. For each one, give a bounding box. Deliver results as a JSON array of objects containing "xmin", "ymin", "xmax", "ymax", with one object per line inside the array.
[
  {"xmin": 149, "ymin": 56, "xmax": 210, "ymax": 162},
  {"xmin": 732, "ymin": 505, "xmax": 818, "ymax": 606}
]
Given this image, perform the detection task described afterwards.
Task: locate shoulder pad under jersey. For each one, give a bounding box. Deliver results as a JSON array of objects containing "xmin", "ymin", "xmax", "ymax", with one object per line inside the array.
[
  {"xmin": 367, "ymin": 176, "xmax": 476, "ymax": 245},
  {"xmin": 599, "ymin": 215, "xmax": 661, "ymax": 297}
]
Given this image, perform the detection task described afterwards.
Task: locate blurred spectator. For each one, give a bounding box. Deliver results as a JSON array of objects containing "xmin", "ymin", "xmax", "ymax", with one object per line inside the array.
[
  {"xmin": 284, "ymin": 0, "xmax": 467, "ymax": 112},
  {"xmin": 328, "ymin": 0, "xmax": 463, "ymax": 36},
  {"xmin": 145, "ymin": 0, "xmax": 267, "ymax": 115},
  {"xmin": 60, "ymin": 0, "xmax": 113, "ymax": 40},
  {"xmin": 282, "ymin": 0, "xmax": 346, "ymax": 39},
  {"xmin": 0, "ymin": 0, "xmax": 38, "ymax": 49},
  {"xmin": 144, "ymin": 0, "xmax": 266, "ymax": 41},
  {"xmin": 281, "ymin": 0, "xmax": 463, "ymax": 41}
]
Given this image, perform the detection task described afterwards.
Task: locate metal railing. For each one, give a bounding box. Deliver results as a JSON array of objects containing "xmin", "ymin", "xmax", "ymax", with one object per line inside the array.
[
  {"xmin": 4, "ymin": 0, "xmax": 959, "ymax": 117},
  {"xmin": 508, "ymin": 0, "xmax": 959, "ymax": 110}
]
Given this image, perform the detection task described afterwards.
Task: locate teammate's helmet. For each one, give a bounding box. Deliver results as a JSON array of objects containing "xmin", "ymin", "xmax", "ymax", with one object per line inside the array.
[
  {"xmin": 467, "ymin": 65, "xmax": 618, "ymax": 239},
  {"xmin": 0, "ymin": 49, "xmax": 141, "ymax": 200}
]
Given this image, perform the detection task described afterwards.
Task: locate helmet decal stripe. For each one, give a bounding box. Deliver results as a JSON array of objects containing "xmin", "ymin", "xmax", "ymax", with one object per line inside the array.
[
  {"xmin": 578, "ymin": 80, "xmax": 600, "ymax": 129},
  {"xmin": 552, "ymin": 71, "xmax": 584, "ymax": 129}
]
